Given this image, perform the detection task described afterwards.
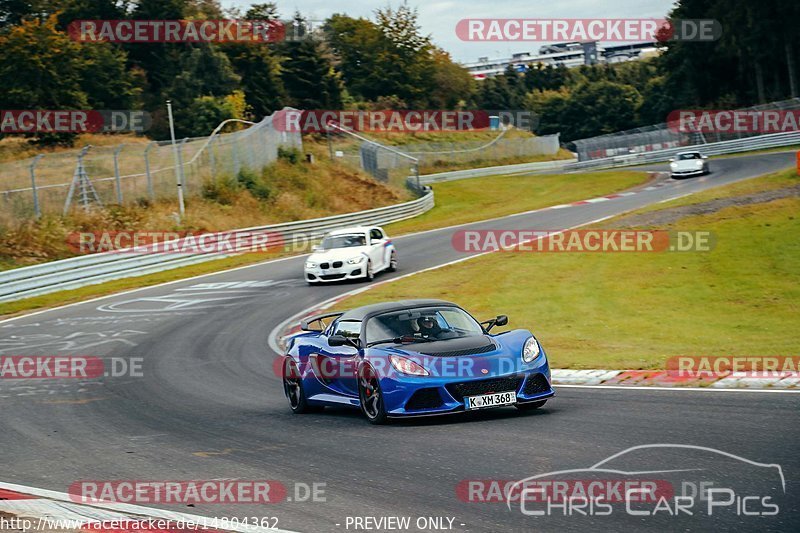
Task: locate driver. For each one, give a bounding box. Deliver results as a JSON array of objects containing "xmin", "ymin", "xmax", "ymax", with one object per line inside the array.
[{"xmin": 416, "ymin": 316, "xmax": 442, "ymax": 339}]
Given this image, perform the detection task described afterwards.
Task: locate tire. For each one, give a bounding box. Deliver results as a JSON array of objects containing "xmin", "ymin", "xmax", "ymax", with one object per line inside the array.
[
  {"xmin": 283, "ymin": 358, "xmax": 323, "ymax": 414},
  {"xmin": 358, "ymin": 364, "xmax": 388, "ymax": 424},
  {"xmin": 363, "ymin": 260, "xmax": 375, "ymax": 282},
  {"xmin": 515, "ymin": 400, "xmax": 547, "ymax": 412},
  {"xmin": 387, "ymin": 251, "xmax": 398, "ymax": 272}
]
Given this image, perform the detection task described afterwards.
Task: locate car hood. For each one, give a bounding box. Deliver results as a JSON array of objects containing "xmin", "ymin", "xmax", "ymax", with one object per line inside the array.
[
  {"xmin": 308, "ymin": 246, "xmax": 370, "ymax": 263},
  {"xmin": 367, "ymin": 331, "xmax": 538, "ymax": 377}
]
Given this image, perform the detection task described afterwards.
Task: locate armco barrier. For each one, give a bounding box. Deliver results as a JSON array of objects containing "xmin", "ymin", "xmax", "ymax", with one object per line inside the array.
[
  {"xmin": 419, "ymin": 158, "xmax": 576, "ymax": 184},
  {"xmin": 0, "ymin": 191, "xmax": 434, "ymax": 303},
  {"xmin": 567, "ymin": 130, "xmax": 800, "ymax": 171}
]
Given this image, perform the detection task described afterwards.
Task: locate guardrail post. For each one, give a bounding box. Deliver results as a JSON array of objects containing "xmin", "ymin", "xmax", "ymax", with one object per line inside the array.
[
  {"xmin": 144, "ymin": 142, "xmax": 156, "ymax": 200},
  {"xmin": 113, "ymin": 144, "xmax": 125, "ymax": 204},
  {"xmin": 29, "ymin": 154, "xmax": 44, "ymax": 218}
]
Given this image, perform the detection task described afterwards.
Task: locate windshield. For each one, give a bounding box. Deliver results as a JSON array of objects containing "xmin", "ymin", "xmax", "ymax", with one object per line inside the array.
[
  {"xmin": 320, "ymin": 234, "xmax": 367, "ymax": 249},
  {"xmin": 365, "ymin": 306, "xmax": 484, "ymax": 344},
  {"xmin": 678, "ymin": 153, "xmax": 702, "ymax": 160}
]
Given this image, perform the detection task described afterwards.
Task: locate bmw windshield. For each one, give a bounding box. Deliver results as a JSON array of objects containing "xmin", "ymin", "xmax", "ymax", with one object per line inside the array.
[{"xmin": 320, "ymin": 234, "xmax": 367, "ymax": 249}]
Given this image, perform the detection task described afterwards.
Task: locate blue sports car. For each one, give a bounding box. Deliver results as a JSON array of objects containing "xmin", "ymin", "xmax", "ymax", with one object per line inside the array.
[{"xmin": 281, "ymin": 299, "xmax": 554, "ymax": 424}]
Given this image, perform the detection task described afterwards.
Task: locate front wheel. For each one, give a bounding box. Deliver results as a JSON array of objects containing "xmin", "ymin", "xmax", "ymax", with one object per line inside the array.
[
  {"xmin": 358, "ymin": 364, "xmax": 388, "ymax": 424},
  {"xmin": 283, "ymin": 358, "xmax": 323, "ymax": 414},
  {"xmin": 363, "ymin": 260, "xmax": 375, "ymax": 282},
  {"xmin": 515, "ymin": 400, "xmax": 546, "ymax": 412}
]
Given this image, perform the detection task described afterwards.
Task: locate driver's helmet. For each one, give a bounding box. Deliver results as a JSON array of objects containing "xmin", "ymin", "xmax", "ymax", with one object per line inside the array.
[{"xmin": 417, "ymin": 316, "xmax": 439, "ymax": 334}]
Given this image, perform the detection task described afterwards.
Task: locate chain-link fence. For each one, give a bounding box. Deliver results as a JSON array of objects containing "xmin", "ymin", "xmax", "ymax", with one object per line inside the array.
[
  {"xmin": 0, "ymin": 109, "xmax": 302, "ymax": 225},
  {"xmin": 324, "ymin": 124, "xmax": 423, "ymax": 194},
  {"xmin": 403, "ymin": 133, "xmax": 561, "ymax": 170},
  {"xmin": 571, "ymin": 98, "xmax": 800, "ymax": 161},
  {"xmin": 324, "ymin": 126, "xmax": 560, "ymax": 192}
]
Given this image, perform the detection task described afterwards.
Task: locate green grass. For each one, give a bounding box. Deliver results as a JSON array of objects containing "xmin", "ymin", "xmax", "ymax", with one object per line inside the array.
[
  {"xmin": 626, "ymin": 168, "xmax": 798, "ymax": 216},
  {"xmin": 340, "ymin": 171, "xmax": 800, "ymax": 370},
  {"xmin": 385, "ymin": 170, "xmax": 650, "ymax": 235}
]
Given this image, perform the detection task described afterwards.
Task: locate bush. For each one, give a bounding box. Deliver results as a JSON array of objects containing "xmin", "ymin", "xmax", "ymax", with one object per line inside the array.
[
  {"xmin": 277, "ymin": 146, "xmax": 301, "ymax": 164},
  {"xmin": 236, "ymin": 169, "xmax": 272, "ymax": 200}
]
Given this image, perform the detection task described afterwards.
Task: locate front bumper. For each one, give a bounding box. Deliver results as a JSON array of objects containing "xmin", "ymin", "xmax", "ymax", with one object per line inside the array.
[
  {"xmin": 379, "ymin": 359, "xmax": 554, "ymax": 417},
  {"xmin": 305, "ymin": 263, "xmax": 367, "ymax": 282},
  {"xmin": 670, "ymin": 166, "xmax": 706, "ymax": 177}
]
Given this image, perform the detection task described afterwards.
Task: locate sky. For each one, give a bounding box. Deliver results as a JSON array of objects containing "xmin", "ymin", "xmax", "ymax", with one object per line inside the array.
[{"xmin": 223, "ymin": 0, "xmax": 678, "ymax": 63}]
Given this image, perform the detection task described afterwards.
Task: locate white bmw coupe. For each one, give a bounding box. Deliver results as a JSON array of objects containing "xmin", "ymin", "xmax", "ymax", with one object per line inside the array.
[{"xmin": 304, "ymin": 226, "xmax": 397, "ymax": 285}]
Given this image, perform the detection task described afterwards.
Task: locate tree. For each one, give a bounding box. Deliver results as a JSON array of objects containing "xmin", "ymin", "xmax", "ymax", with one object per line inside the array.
[
  {"xmin": 428, "ymin": 48, "xmax": 474, "ymax": 109},
  {"xmin": 280, "ymin": 14, "xmax": 342, "ymax": 109}
]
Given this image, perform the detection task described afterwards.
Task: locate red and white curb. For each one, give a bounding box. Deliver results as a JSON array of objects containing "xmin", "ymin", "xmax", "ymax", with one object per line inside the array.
[
  {"xmin": 550, "ymin": 369, "xmax": 800, "ymax": 390},
  {"xmin": 0, "ymin": 482, "xmax": 297, "ymax": 533}
]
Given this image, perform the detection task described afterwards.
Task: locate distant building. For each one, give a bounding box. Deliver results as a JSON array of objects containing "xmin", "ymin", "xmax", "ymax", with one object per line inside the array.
[{"xmin": 463, "ymin": 41, "xmax": 659, "ymax": 79}]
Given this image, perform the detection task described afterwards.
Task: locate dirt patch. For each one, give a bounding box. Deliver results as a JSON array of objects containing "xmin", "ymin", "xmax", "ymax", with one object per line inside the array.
[{"xmin": 610, "ymin": 184, "xmax": 800, "ymax": 228}]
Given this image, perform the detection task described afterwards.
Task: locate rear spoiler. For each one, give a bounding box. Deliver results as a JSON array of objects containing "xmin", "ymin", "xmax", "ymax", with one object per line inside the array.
[{"xmin": 300, "ymin": 311, "xmax": 344, "ymax": 332}]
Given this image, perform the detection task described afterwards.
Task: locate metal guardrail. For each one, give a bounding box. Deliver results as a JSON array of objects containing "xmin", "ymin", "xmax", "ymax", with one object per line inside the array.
[
  {"xmin": 420, "ymin": 158, "xmax": 576, "ymax": 184},
  {"xmin": 565, "ymin": 131, "xmax": 800, "ymax": 171},
  {"xmin": 0, "ymin": 191, "xmax": 434, "ymax": 303}
]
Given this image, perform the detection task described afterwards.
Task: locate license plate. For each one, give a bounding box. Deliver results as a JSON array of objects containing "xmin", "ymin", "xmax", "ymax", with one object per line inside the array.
[{"xmin": 464, "ymin": 391, "xmax": 516, "ymax": 410}]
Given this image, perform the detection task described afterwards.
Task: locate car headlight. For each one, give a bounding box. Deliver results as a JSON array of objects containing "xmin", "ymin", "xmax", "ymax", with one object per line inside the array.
[
  {"xmin": 522, "ymin": 337, "xmax": 541, "ymax": 363},
  {"xmin": 389, "ymin": 355, "xmax": 429, "ymax": 376},
  {"xmin": 347, "ymin": 256, "xmax": 365, "ymax": 264},
  {"xmin": 696, "ymin": 160, "xmax": 704, "ymax": 166},
  {"xmin": 305, "ymin": 262, "xmax": 317, "ymax": 269},
  {"xmin": 670, "ymin": 162, "xmax": 678, "ymax": 168}
]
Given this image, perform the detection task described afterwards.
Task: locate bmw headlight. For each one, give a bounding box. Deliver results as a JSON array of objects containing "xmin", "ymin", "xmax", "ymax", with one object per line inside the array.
[
  {"xmin": 522, "ymin": 337, "xmax": 541, "ymax": 363},
  {"xmin": 696, "ymin": 160, "xmax": 704, "ymax": 166},
  {"xmin": 347, "ymin": 256, "xmax": 365, "ymax": 264},
  {"xmin": 305, "ymin": 261, "xmax": 317, "ymax": 269},
  {"xmin": 670, "ymin": 162, "xmax": 678, "ymax": 168}
]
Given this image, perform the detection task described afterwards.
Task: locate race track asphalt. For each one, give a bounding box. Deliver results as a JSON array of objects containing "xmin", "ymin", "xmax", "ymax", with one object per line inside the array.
[{"xmin": 1, "ymin": 151, "xmax": 798, "ymax": 532}]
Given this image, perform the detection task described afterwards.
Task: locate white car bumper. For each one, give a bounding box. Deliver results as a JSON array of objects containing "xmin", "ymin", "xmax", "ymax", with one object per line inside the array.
[{"xmin": 305, "ymin": 261, "xmax": 367, "ymax": 283}]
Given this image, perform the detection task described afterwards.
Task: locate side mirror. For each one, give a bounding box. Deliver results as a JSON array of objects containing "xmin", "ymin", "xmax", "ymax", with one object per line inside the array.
[
  {"xmin": 701, "ymin": 155, "xmax": 708, "ymax": 159},
  {"xmin": 328, "ymin": 335, "xmax": 348, "ymax": 346},
  {"xmin": 311, "ymin": 245, "xmax": 321, "ymax": 252},
  {"xmin": 329, "ymin": 335, "xmax": 360, "ymax": 348},
  {"xmin": 481, "ymin": 315, "xmax": 508, "ymax": 332},
  {"xmin": 668, "ymin": 158, "xmax": 675, "ymax": 162}
]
